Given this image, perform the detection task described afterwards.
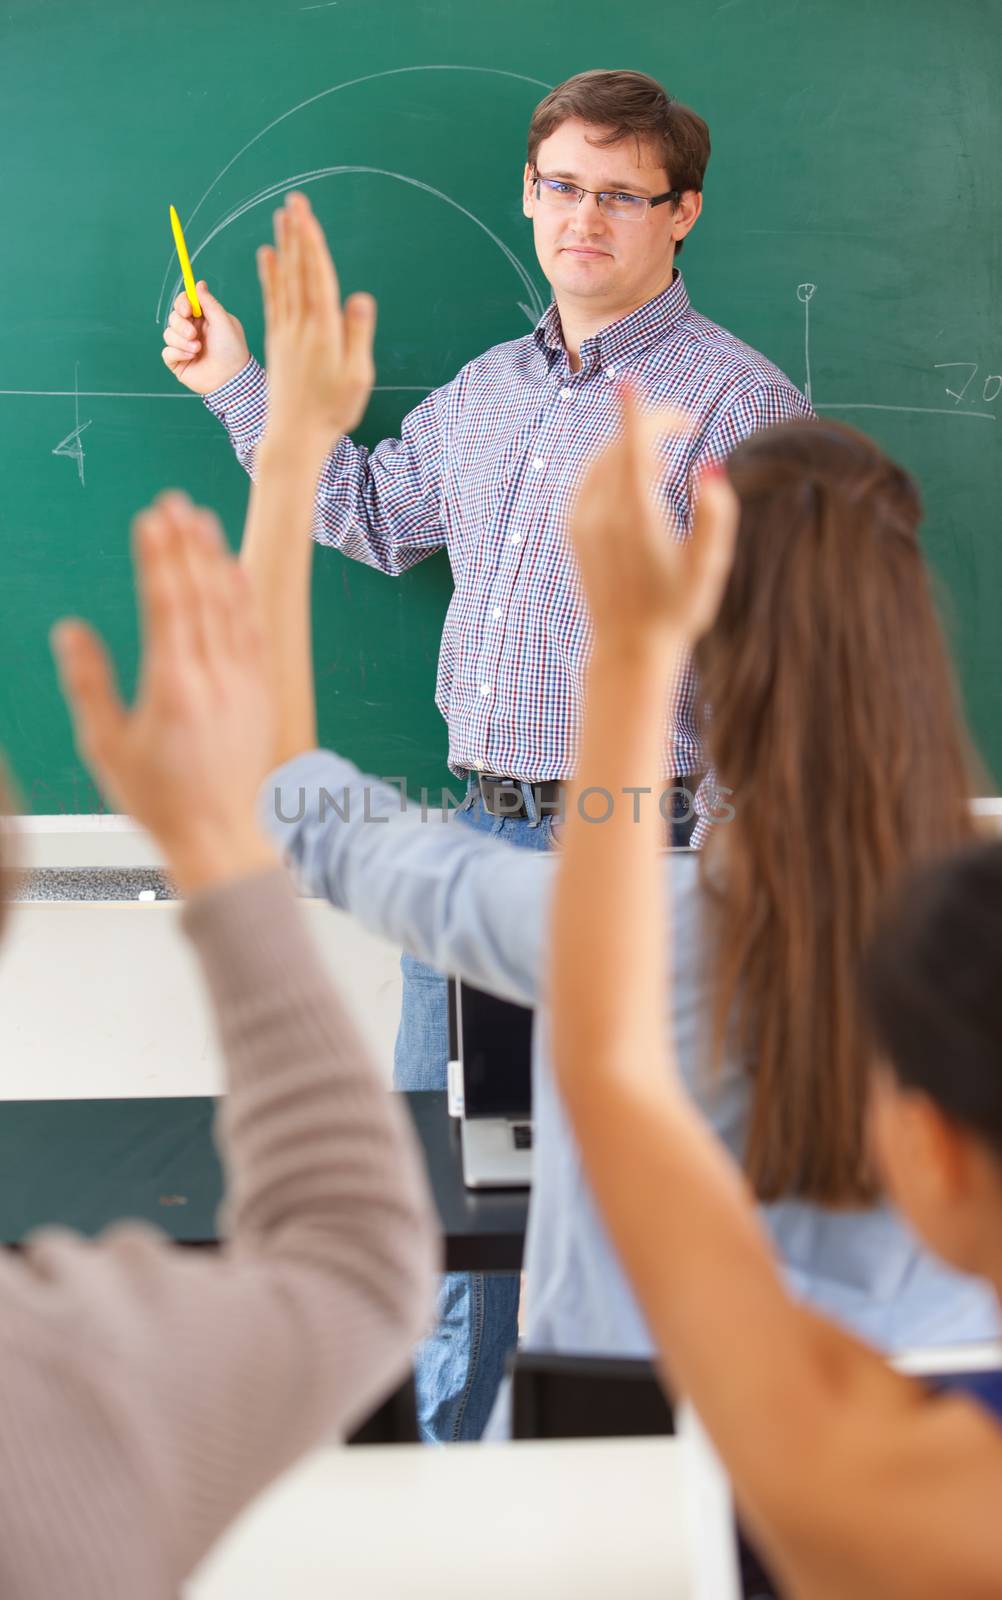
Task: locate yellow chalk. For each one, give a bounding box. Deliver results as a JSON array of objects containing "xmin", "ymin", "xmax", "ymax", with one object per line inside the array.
[{"xmin": 169, "ymin": 205, "xmax": 202, "ymax": 317}]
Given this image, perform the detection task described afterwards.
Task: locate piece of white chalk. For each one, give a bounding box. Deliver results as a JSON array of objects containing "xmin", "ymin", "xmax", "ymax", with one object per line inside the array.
[{"xmin": 138, "ymin": 889, "xmax": 156, "ymax": 902}]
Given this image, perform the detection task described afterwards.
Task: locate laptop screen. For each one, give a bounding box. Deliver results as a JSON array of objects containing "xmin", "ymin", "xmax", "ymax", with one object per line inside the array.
[{"xmin": 456, "ymin": 980, "xmax": 533, "ymax": 1120}]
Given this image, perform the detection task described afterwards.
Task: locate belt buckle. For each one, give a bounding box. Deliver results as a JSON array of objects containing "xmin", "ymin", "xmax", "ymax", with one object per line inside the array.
[{"xmin": 477, "ymin": 771, "xmax": 521, "ymax": 817}]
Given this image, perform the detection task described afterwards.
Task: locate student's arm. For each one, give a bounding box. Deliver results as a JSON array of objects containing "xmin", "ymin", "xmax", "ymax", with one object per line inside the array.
[
  {"xmin": 5, "ymin": 865, "xmax": 436, "ymax": 1588},
  {"xmin": 162, "ymin": 254, "xmax": 449, "ymax": 576},
  {"xmin": 212, "ymin": 360, "xmax": 451, "ymax": 575},
  {"xmin": 236, "ymin": 191, "xmax": 378, "ymax": 763},
  {"xmin": 46, "ymin": 498, "xmax": 437, "ymax": 1586},
  {"xmin": 550, "ymin": 396, "xmax": 1002, "ymax": 1595},
  {"xmin": 681, "ymin": 379, "xmax": 814, "ymax": 850},
  {"xmin": 261, "ymin": 747, "xmax": 554, "ymax": 1009},
  {"xmin": 236, "ymin": 191, "xmax": 551, "ymax": 1007}
]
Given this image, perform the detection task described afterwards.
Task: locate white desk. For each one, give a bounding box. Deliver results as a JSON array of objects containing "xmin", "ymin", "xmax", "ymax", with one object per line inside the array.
[
  {"xmin": 1, "ymin": 813, "xmax": 403, "ymax": 1095},
  {"xmin": 0, "ymin": 902, "xmax": 401, "ymax": 1098},
  {"xmin": 186, "ymin": 1437, "xmax": 693, "ymax": 1600}
]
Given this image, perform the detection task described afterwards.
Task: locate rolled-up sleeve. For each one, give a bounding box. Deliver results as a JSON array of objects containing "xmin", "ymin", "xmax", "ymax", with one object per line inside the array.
[{"xmin": 205, "ymin": 360, "xmax": 451, "ymax": 575}]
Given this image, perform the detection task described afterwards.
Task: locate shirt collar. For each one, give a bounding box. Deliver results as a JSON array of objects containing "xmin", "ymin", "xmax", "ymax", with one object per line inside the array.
[{"xmin": 532, "ymin": 270, "xmax": 691, "ymax": 370}]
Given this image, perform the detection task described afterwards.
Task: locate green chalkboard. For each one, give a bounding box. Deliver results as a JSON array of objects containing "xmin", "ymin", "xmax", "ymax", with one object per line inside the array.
[{"xmin": 2, "ymin": 0, "xmax": 1001, "ymax": 812}]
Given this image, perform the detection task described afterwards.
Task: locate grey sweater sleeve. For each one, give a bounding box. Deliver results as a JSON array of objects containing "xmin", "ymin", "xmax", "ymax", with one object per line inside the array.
[{"xmin": 0, "ymin": 866, "xmax": 438, "ymax": 1596}]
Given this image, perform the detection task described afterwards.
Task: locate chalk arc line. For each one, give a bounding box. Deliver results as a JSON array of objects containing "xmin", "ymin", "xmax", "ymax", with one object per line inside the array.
[
  {"xmin": 163, "ymin": 164, "xmax": 548, "ymax": 329},
  {"xmin": 157, "ymin": 64, "xmax": 551, "ymax": 321}
]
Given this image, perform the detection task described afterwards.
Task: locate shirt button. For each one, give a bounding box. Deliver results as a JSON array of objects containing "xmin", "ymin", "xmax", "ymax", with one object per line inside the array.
[
  {"xmin": 472, "ymin": 758, "xmax": 484, "ymax": 770},
  {"xmin": 480, "ymin": 683, "xmax": 491, "ymax": 697},
  {"xmin": 605, "ymin": 364, "xmax": 617, "ymax": 379},
  {"xmin": 509, "ymin": 533, "xmax": 522, "ymax": 546},
  {"xmin": 531, "ymin": 456, "xmax": 546, "ymax": 470},
  {"xmin": 560, "ymin": 386, "xmax": 573, "ymax": 400},
  {"xmin": 492, "ymin": 606, "xmax": 502, "ymax": 619}
]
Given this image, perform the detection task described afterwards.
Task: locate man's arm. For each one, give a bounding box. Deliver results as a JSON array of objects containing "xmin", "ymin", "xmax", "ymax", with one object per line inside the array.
[
  {"xmin": 208, "ymin": 358, "xmax": 451, "ymax": 575},
  {"xmin": 692, "ymin": 378, "xmax": 815, "ymax": 478},
  {"xmin": 161, "ymin": 259, "xmax": 450, "ymax": 577}
]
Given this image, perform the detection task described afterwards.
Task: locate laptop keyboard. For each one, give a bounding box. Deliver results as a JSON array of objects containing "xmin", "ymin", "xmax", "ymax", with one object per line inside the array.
[{"xmin": 512, "ymin": 1123, "xmax": 533, "ymax": 1151}]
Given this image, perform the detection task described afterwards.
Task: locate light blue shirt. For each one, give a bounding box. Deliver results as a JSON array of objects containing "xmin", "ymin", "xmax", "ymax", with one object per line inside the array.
[{"xmin": 261, "ymin": 749, "xmax": 1001, "ymax": 1360}]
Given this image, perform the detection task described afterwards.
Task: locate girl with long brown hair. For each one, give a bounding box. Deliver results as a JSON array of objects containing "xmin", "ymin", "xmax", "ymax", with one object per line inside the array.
[
  {"xmin": 697, "ymin": 419, "xmax": 980, "ymax": 1205},
  {"xmin": 548, "ymin": 402, "xmax": 1002, "ymax": 1597},
  {"xmin": 244, "ymin": 205, "xmax": 1000, "ymax": 1420}
]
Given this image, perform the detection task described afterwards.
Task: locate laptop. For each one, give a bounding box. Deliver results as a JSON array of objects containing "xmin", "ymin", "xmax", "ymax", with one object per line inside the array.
[
  {"xmin": 680, "ymin": 1340, "xmax": 1002, "ymax": 1600},
  {"xmin": 449, "ymin": 978, "xmax": 534, "ymax": 1190}
]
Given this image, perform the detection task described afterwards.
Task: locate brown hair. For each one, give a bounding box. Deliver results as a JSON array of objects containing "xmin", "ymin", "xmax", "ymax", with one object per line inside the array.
[
  {"xmin": 527, "ymin": 70, "xmax": 710, "ymax": 254},
  {"xmin": 695, "ymin": 420, "xmax": 983, "ymax": 1204},
  {"xmin": 862, "ymin": 841, "xmax": 1002, "ymax": 1166}
]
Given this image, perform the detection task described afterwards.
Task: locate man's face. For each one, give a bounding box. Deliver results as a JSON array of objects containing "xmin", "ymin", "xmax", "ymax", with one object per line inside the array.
[{"xmin": 523, "ymin": 118, "xmax": 699, "ymax": 316}]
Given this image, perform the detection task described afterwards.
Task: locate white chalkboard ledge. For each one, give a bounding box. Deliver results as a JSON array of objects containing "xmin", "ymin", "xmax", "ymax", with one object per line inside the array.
[
  {"xmin": 6, "ymin": 800, "xmax": 1002, "ymax": 877},
  {"xmin": 5, "ymin": 815, "xmax": 162, "ymax": 871}
]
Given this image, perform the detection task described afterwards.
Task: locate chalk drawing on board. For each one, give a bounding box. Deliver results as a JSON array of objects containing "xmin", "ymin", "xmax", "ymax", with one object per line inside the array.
[
  {"xmin": 933, "ymin": 362, "xmax": 979, "ymax": 405},
  {"xmin": 796, "ymin": 283, "xmax": 816, "ymax": 404},
  {"xmin": 933, "ymin": 362, "xmax": 1002, "ymax": 409},
  {"xmin": 800, "ymin": 285, "xmax": 996, "ymax": 422},
  {"xmin": 0, "ymin": 387, "xmax": 430, "ymax": 399},
  {"xmin": 156, "ymin": 65, "xmax": 551, "ymax": 325},
  {"xmin": 165, "ymin": 164, "xmax": 547, "ymax": 330},
  {"xmin": 50, "ymin": 364, "xmax": 92, "ymax": 486}
]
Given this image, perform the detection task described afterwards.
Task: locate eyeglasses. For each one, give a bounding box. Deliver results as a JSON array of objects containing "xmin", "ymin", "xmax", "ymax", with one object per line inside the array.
[{"xmin": 530, "ymin": 166, "xmax": 681, "ymax": 224}]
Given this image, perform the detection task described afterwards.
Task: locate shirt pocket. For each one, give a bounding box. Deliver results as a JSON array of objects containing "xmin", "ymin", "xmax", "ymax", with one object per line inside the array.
[{"xmin": 449, "ymin": 409, "xmax": 545, "ymax": 556}]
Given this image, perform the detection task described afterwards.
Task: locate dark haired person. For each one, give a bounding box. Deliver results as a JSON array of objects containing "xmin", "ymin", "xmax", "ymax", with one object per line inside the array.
[
  {"xmin": 164, "ymin": 70, "xmax": 812, "ymax": 1441},
  {"xmin": 548, "ymin": 399, "xmax": 1002, "ymax": 1600}
]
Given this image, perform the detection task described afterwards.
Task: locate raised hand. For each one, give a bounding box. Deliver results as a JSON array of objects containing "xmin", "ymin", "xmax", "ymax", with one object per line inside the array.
[
  {"xmin": 569, "ymin": 388, "xmax": 739, "ymax": 647},
  {"xmin": 257, "ymin": 191, "xmax": 376, "ymax": 449},
  {"xmin": 161, "ymin": 283, "xmax": 251, "ymax": 396},
  {"xmin": 52, "ymin": 494, "xmax": 277, "ymax": 894}
]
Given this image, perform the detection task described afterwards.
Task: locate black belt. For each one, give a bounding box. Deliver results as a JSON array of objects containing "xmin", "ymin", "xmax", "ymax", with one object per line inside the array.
[
  {"xmin": 466, "ymin": 772, "xmax": 564, "ymax": 819},
  {"xmin": 465, "ymin": 772, "xmax": 706, "ymax": 825}
]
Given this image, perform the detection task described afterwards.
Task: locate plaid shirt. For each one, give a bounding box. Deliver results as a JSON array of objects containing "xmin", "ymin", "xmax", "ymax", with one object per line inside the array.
[{"xmin": 206, "ymin": 271, "xmax": 812, "ymax": 783}]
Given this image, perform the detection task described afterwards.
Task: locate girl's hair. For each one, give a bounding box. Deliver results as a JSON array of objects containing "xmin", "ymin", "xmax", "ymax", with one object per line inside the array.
[
  {"xmin": 861, "ymin": 840, "xmax": 1002, "ymax": 1166},
  {"xmin": 695, "ymin": 420, "xmax": 983, "ymax": 1203}
]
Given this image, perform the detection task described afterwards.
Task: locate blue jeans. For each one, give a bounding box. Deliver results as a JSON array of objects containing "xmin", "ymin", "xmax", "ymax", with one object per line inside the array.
[{"xmin": 394, "ymin": 785, "xmax": 557, "ymax": 1443}]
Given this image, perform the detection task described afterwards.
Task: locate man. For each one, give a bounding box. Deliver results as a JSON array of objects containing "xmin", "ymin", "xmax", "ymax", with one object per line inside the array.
[{"xmin": 162, "ymin": 68, "xmax": 813, "ymax": 1442}]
